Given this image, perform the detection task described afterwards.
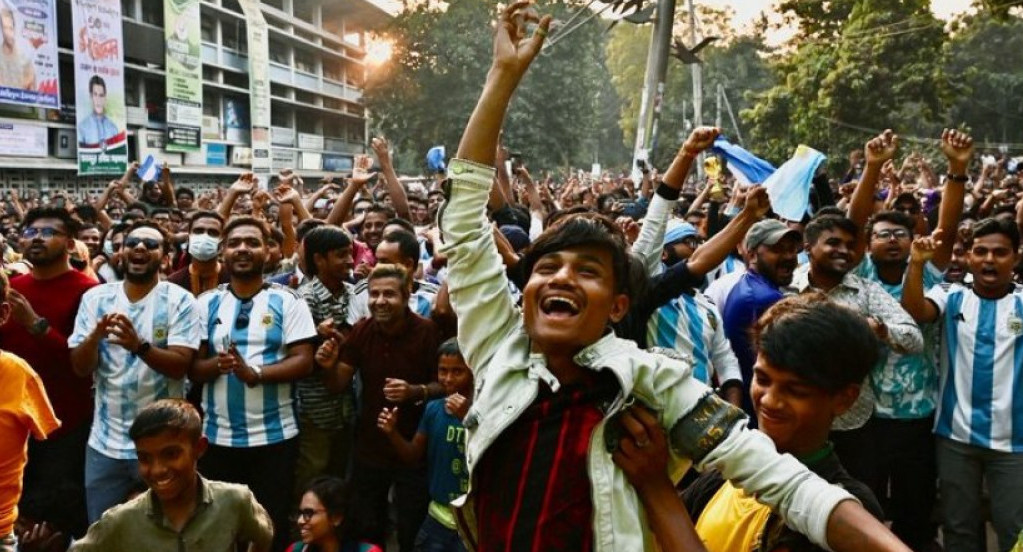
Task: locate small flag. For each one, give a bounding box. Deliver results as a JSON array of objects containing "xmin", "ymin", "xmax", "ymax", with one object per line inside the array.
[
  {"xmin": 426, "ymin": 146, "xmax": 446, "ymax": 174},
  {"xmin": 138, "ymin": 155, "xmax": 162, "ymax": 182},
  {"xmin": 763, "ymin": 145, "xmax": 826, "ymax": 222},
  {"xmin": 710, "ymin": 136, "xmax": 776, "ymax": 187}
]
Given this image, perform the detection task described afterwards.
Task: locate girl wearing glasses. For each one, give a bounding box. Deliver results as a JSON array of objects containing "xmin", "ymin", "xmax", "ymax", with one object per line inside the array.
[{"xmin": 288, "ymin": 476, "xmax": 382, "ymax": 552}]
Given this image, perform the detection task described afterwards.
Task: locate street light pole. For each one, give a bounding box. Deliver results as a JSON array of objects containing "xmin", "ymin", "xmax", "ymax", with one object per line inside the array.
[{"xmin": 630, "ymin": 0, "xmax": 678, "ymax": 180}]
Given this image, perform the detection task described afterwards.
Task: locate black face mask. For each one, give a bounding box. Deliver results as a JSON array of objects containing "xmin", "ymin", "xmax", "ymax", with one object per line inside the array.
[{"xmin": 70, "ymin": 258, "xmax": 88, "ymax": 271}]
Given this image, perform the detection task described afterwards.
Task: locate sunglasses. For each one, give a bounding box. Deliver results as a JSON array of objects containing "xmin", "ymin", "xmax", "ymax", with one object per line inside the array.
[
  {"xmin": 22, "ymin": 227, "xmax": 65, "ymax": 239},
  {"xmin": 235, "ymin": 300, "xmax": 254, "ymax": 330},
  {"xmin": 124, "ymin": 236, "xmax": 163, "ymax": 250}
]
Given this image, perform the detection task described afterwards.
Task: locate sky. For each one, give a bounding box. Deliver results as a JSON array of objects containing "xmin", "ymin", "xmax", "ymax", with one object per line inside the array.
[{"xmin": 698, "ymin": 0, "xmax": 974, "ymax": 45}]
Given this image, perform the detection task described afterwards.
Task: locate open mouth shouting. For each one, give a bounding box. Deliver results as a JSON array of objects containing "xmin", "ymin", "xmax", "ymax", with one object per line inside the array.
[{"xmin": 540, "ymin": 294, "xmax": 581, "ymax": 319}]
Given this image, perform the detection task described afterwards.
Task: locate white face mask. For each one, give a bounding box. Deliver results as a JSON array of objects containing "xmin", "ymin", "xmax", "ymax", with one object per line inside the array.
[
  {"xmin": 102, "ymin": 239, "xmax": 115, "ymax": 257},
  {"xmin": 188, "ymin": 234, "xmax": 220, "ymax": 262}
]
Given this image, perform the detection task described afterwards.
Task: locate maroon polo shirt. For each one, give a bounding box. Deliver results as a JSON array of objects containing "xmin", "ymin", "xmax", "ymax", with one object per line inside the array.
[{"xmin": 340, "ymin": 310, "xmax": 442, "ymax": 468}]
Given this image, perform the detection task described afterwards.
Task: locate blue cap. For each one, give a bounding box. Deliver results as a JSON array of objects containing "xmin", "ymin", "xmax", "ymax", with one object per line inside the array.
[{"xmin": 663, "ymin": 221, "xmax": 699, "ymax": 247}]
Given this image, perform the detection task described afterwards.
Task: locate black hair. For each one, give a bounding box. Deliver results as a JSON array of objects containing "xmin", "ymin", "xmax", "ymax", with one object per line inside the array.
[
  {"xmin": 303, "ymin": 476, "xmax": 350, "ymax": 541},
  {"xmin": 596, "ymin": 192, "xmax": 617, "ymax": 213},
  {"xmin": 813, "ymin": 206, "xmax": 845, "ymax": 219},
  {"xmin": 380, "ymin": 229, "xmax": 420, "ymax": 266},
  {"xmin": 804, "ymin": 214, "xmax": 858, "ymax": 246},
  {"xmin": 224, "ymin": 215, "xmax": 270, "ymax": 242},
  {"xmin": 866, "ymin": 210, "xmax": 915, "ymax": 239},
  {"xmin": 150, "ymin": 208, "xmax": 172, "ymax": 218},
  {"xmin": 128, "ymin": 399, "xmax": 202, "ymax": 442},
  {"xmin": 303, "ymin": 225, "xmax": 353, "ymax": 277},
  {"xmin": 175, "ymin": 187, "xmax": 195, "ymax": 200},
  {"xmin": 126, "ymin": 220, "xmax": 172, "ymax": 253},
  {"xmin": 88, "ymin": 74, "xmax": 106, "ymax": 93},
  {"xmin": 365, "ymin": 204, "xmax": 396, "ymax": 221},
  {"xmin": 493, "ymin": 204, "xmax": 530, "ymax": 234},
  {"xmin": 75, "ymin": 204, "xmax": 98, "ymax": 222},
  {"xmin": 754, "ymin": 294, "xmax": 879, "ymax": 392},
  {"xmin": 968, "ymin": 217, "xmax": 1021, "ymax": 250},
  {"xmin": 187, "ymin": 210, "xmax": 224, "ymax": 232},
  {"xmin": 544, "ymin": 205, "xmax": 592, "ymax": 229},
  {"xmin": 438, "ymin": 337, "xmax": 462, "ymax": 358},
  {"xmin": 992, "ymin": 204, "xmax": 1017, "ymax": 221},
  {"xmin": 269, "ymin": 227, "xmax": 285, "ymax": 245},
  {"xmin": 522, "ymin": 213, "xmax": 631, "ymax": 294},
  {"xmin": 126, "ymin": 201, "xmax": 150, "ymax": 215},
  {"xmin": 78, "ymin": 222, "xmax": 100, "ymax": 235},
  {"xmin": 296, "ymin": 218, "xmax": 326, "ymax": 243},
  {"xmin": 384, "ymin": 217, "xmax": 415, "ymax": 235},
  {"xmin": 21, "ymin": 207, "xmax": 78, "ymax": 235}
]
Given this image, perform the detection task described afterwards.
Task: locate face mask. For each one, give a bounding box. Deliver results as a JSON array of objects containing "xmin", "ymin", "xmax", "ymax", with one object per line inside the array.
[
  {"xmin": 103, "ymin": 239, "xmax": 114, "ymax": 257},
  {"xmin": 188, "ymin": 234, "xmax": 220, "ymax": 262}
]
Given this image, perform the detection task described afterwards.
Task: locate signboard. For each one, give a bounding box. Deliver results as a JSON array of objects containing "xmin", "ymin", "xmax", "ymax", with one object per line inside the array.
[
  {"xmin": 164, "ymin": 0, "xmax": 202, "ymax": 152},
  {"xmin": 73, "ymin": 0, "xmax": 127, "ymax": 175},
  {"xmin": 322, "ymin": 153, "xmax": 352, "ymax": 172},
  {"xmin": 0, "ymin": 0, "xmax": 60, "ymax": 109},
  {"xmin": 238, "ymin": 0, "xmax": 270, "ymax": 174},
  {"xmin": 0, "ymin": 122, "xmax": 46, "ymax": 156},
  {"xmin": 271, "ymin": 148, "xmax": 296, "ymax": 169},
  {"xmin": 298, "ymin": 133, "xmax": 323, "ymax": 150},
  {"xmin": 300, "ymin": 151, "xmax": 321, "ymax": 170},
  {"xmin": 271, "ymin": 126, "xmax": 294, "ymax": 146},
  {"xmin": 223, "ymin": 97, "xmax": 248, "ymax": 142},
  {"xmin": 205, "ymin": 142, "xmax": 227, "ymax": 166}
]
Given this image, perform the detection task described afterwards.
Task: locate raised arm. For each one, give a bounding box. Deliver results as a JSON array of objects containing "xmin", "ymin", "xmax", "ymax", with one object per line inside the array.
[
  {"xmin": 439, "ymin": 2, "xmax": 550, "ymax": 373},
  {"xmin": 218, "ymin": 172, "xmax": 258, "ymax": 221},
  {"xmin": 685, "ymin": 186, "xmax": 769, "ymax": 279},
  {"xmin": 371, "ymin": 137, "xmax": 411, "ymax": 220},
  {"xmin": 901, "ymin": 233, "xmax": 941, "ymax": 324},
  {"xmin": 931, "ymin": 129, "xmax": 973, "ymax": 270},
  {"xmin": 631, "ymin": 127, "xmax": 720, "ymax": 275},
  {"xmin": 848, "ymin": 130, "xmax": 898, "ymax": 239},
  {"xmin": 325, "ymin": 164, "xmax": 375, "ymax": 226}
]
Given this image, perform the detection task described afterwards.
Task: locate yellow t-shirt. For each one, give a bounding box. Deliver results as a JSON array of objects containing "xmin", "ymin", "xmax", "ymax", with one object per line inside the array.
[
  {"xmin": 0, "ymin": 351, "xmax": 60, "ymax": 536},
  {"xmin": 694, "ymin": 480, "xmax": 775, "ymax": 551}
]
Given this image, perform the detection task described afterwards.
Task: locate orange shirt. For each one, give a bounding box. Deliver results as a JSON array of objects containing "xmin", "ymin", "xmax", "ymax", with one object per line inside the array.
[{"xmin": 0, "ymin": 350, "xmax": 60, "ymax": 536}]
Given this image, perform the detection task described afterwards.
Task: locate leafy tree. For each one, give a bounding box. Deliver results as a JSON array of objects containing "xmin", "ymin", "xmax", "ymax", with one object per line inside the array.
[{"xmin": 364, "ymin": 0, "xmax": 620, "ymax": 172}]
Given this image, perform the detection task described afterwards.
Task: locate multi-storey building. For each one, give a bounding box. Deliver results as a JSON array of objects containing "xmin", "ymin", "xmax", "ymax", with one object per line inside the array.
[{"xmin": 0, "ymin": 0, "xmax": 392, "ymax": 196}]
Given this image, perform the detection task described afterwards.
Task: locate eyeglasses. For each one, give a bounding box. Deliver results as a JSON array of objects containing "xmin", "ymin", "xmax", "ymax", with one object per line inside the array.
[
  {"xmin": 235, "ymin": 300, "xmax": 254, "ymax": 330},
  {"xmin": 124, "ymin": 236, "xmax": 163, "ymax": 250},
  {"xmin": 22, "ymin": 227, "xmax": 65, "ymax": 239},
  {"xmin": 873, "ymin": 229, "xmax": 911, "ymax": 241},
  {"xmin": 292, "ymin": 508, "xmax": 325, "ymax": 522}
]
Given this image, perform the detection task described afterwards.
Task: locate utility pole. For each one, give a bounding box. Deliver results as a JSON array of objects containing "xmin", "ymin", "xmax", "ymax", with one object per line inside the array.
[
  {"xmin": 630, "ymin": 0, "xmax": 678, "ymax": 181},
  {"xmin": 688, "ymin": 0, "xmax": 703, "ymax": 178}
]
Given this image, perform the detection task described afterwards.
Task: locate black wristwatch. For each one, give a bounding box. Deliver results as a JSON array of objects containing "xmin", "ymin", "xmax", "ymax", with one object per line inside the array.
[
  {"xmin": 946, "ymin": 173, "xmax": 970, "ymax": 183},
  {"xmin": 28, "ymin": 317, "xmax": 50, "ymax": 336},
  {"xmin": 134, "ymin": 341, "xmax": 152, "ymax": 357}
]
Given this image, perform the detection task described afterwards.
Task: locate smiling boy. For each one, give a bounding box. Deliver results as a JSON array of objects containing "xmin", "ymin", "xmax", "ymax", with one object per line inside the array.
[
  {"xmin": 438, "ymin": 3, "xmax": 914, "ymax": 551},
  {"xmin": 70, "ymin": 399, "xmax": 273, "ymax": 551}
]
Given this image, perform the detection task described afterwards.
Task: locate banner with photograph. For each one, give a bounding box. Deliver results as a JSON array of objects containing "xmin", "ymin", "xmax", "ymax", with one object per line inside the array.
[
  {"xmin": 164, "ymin": 0, "xmax": 201, "ymax": 152},
  {"xmin": 72, "ymin": 0, "xmax": 127, "ymax": 175},
  {"xmin": 0, "ymin": 0, "xmax": 60, "ymax": 109},
  {"xmin": 238, "ymin": 0, "xmax": 271, "ymax": 177}
]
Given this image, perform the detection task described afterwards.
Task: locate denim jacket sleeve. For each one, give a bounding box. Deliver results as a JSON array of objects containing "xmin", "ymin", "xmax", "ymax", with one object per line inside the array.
[{"xmin": 438, "ymin": 159, "xmax": 523, "ymax": 376}]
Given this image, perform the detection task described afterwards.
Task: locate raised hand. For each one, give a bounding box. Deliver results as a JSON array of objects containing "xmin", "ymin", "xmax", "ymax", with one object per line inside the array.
[
  {"xmin": 742, "ymin": 186, "xmax": 771, "ymax": 219},
  {"xmin": 445, "ymin": 393, "xmax": 470, "ymax": 420},
  {"xmin": 230, "ymin": 172, "xmax": 258, "ymax": 195},
  {"xmin": 7, "ymin": 289, "xmax": 40, "ymax": 329},
  {"xmin": 865, "ymin": 129, "xmax": 899, "ymax": 165},
  {"xmin": 910, "ymin": 230, "xmax": 942, "ymax": 265},
  {"xmin": 383, "ymin": 378, "xmax": 413, "ymax": 403},
  {"xmin": 940, "ymin": 128, "xmax": 974, "ymax": 174},
  {"xmin": 314, "ymin": 338, "xmax": 340, "ymax": 370},
  {"xmin": 681, "ymin": 126, "xmax": 721, "ymax": 157},
  {"xmin": 377, "ymin": 406, "xmax": 399, "ymax": 434},
  {"xmin": 492, "ymin": 1, "xmax": 552, "ymax": 77},
  {"xmin": 370, "ymin": 137, "xmax": 392, "ymax": 167}
]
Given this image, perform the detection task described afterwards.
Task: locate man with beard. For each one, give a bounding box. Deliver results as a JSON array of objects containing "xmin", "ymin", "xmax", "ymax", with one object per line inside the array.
[
  {"xmin": 315, "ymin": 263, "xmax": 442, "ymax": 551},
  {"xmin": 720, "ymin": 219, "xmax": 802, "ymax": 421},
  {"xmin": 77, "ymin": 224, "xmax": 103, "ymax": 261},
  {"xmin": 69, "ymin": 221, "xmax": 201, "ymax": 523},
  {"xmin": 0, "ymin": 208, "xmax": 97, "ymax": 540},
  {"xmin": 189, "ymin": 216, "xmax": 316, "ymax": 552},
  {"xmin": 790, "ymin": 214, "xmax": 922, "ymax": 487}
]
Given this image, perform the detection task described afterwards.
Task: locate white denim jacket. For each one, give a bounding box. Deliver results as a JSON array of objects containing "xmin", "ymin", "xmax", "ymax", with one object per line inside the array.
[{"xmin": 439, "ymin": 158, "xmax": 856, "ymax": 552}]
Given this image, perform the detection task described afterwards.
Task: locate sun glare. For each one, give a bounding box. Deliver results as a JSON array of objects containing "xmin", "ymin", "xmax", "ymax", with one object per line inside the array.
[{"xmin": 366, "ymin": 37, "xmax": 394, "ymax": 66}]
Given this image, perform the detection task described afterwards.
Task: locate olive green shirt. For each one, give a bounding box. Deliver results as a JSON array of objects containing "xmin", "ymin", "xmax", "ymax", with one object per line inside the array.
[{"xmin": 70, "ymin": 476, "xmax": 273, "ymax": 552}]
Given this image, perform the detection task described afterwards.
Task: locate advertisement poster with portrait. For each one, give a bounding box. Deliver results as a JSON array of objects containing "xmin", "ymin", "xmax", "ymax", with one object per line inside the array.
[
  {"xmin": 0, "ymin": 0, "xmax": 59, "ymax": 109},
  {"xmin": 164, "ymin": 0, "xmax": 201, "ymax": 152},
  {"xmin": 72, "ymin": 0, "xmax": 127, "ymax": 175}
]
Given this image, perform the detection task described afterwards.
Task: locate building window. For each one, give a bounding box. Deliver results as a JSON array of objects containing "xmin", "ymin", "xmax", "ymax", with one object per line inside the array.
[
  {"xmin": 121, "ymin": 0, "xmax": 135, "ymax": 19},
  {"xmin": 201, "ymin": 16, "xmax": 217, "ymax": 43},
  {"xmin": 223, "ymin": 71, "xmax": 249, "ymax": 89},
  {"xmin": 145, "ymin": 78, "xmax": 166, "ymax": 123},
  {"xmin": 141, "ymin": 2, "xmax": 163, "ymax": 26},
  {"xmin": 269, "ymin": 38, "xmax": 289, "ymax": 64},
  {"xmin": 294, "ymin": 49, "xmax": 316, "ymax": 74},
  {"xmin": 125, "ymin": 73, "xmax": 141, "ymax": 107},
  {"xmin": 294, "ymin": 1, "xmax": 315, "ymax": 24},
  {"xmin": 202, "ymin": 67, "xmax": 219, "ymax": 83},
  {"xmin": 296, "ymin": 112, "xmax": 318, "ymax": 134},
  {"xmin": 203, "ymin": 94, "xmax": 220, "ymax": 117},
  {"xmin": 223, "ymin": 0, "xmax": 243, "ymax": 14},
  {"xmin": 262, "ymin": 0, "xmax": 284, "ymax": 9},
  {"xmin": 271, "ymin": 107, "xmax": 291, "ymax": 128},
  {"xmin": 222, "ymin": 21, "xmax": 241, "ymax": 51}
]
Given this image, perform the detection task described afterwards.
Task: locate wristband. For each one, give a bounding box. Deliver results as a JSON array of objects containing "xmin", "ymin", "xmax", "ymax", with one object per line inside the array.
[{"xmin": 946, "ymin": 173, "xmax": 969, "ymax": 183}]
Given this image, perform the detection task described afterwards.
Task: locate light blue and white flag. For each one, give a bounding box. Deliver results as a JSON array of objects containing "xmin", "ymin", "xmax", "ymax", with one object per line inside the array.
[
  {"xmin": 711, "ymin": 136, "xmax": 776, "ymax": 187},
  {"xmin": 426, "ymin": 146, "xmax": 446, "ymax": 174},
  {"xmin": 763, "ymin": 145, "xmax": 826, "ymax": 222},
  {"xmin": 138, "ymin": 154, "xmax": 163, "ymax": 182}
]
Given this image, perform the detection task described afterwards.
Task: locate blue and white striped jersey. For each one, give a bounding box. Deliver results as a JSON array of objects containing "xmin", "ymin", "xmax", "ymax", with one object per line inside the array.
[
  {"xmin": 198, "ymin": 283, "xmax": 317, "ymax": 447},
  {"xmin": 926, "ymin": 283, "xmax": 1023, "ymax": 452},
  {"xmin": 69, "ymin": 282, "xmax": 201, "ymax": 459},
  {"xmin": 705, "ymin": 255, "xmax": 747, "ymax": 286},
  {"xmin": 646, "ymin": 291, "xmax": 742, "ymax": 386},
  {"xmin": 349, "ymin": 279, "xmax": 439, "ymax": 320}
]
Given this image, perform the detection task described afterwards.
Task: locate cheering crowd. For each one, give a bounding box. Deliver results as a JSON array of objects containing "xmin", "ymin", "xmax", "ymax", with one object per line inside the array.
[{"xmin": 2, "ymin": 3, "xmax": 1023, "ymax": 552}]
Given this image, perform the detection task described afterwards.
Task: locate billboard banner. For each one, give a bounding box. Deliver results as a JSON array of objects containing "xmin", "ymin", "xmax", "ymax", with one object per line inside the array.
[
  {"xmin": 164, "ymin": 0, "xmax": 201, "ymax": 152},
  {"xmin": 0, "ymin": 0, "xmax": 60, "ymax": 109},
  {"xmin": 238, "ymin": 0, "xmax": 270, "ymax": 177},
  {"xmin": 0, "ymin": 121, "xmax": 47, "ymax": 156},
  {"xmin": 72, "ymin": 0, "xmax": 127, "ymax": 175}
]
